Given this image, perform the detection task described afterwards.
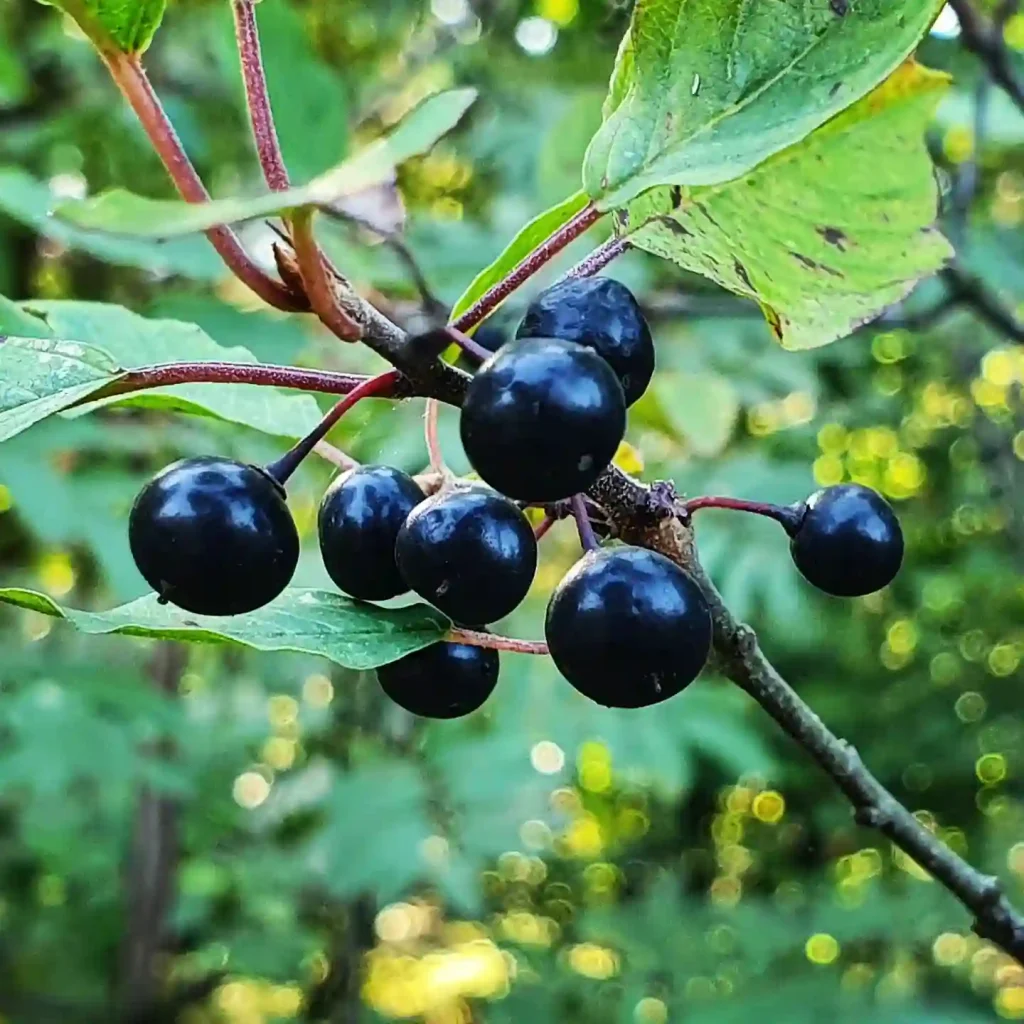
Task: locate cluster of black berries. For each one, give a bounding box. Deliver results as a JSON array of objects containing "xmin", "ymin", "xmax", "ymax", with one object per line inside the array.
[{"xmin": 128, "ymin": 277, "xmax": 904, "ymax": 719}]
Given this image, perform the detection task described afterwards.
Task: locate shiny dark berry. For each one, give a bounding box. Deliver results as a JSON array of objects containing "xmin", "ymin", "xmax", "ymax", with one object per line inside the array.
[
  {"xmin": 473, "ymin": 322, "xmax": 507, "ymax": 354},
  {"xmin": 460, "ymin": 336, "xmax": 626, "ymax": 503},
  {"xmin": 788, "ymin": 484, "xmax": 904, "ymax": 597},
  {"xmin": 129, "ymin": 456, "xmax": 299, "ymax": 615},
  {"xmin": 395, "ymin": 485, "xmax": 537, "ymax": 626},
  {"xmin": 377, "ymin": 641, "xmax": 499, "ymax": 719},
  {"xmin": 545, "ymin": 546, "xmax": 712, "ymax": 708},
  {"xmin": 318, "ymin": 465, "xmax": 424, "ymax": 601},
  {"xmin": 517, "ymin": 277, "xmax": 654, "ymax": 405}
]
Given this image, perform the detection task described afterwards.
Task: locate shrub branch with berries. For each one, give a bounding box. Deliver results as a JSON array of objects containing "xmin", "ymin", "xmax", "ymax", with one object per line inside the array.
[{"xmin": 2, "ymin": 0, "xmax": 1023, "ymax": 965}]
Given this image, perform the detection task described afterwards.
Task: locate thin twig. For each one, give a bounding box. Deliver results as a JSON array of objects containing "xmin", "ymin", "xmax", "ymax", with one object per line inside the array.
[
  {"xmin": 101, "ymin": 52, "xmax": 305, "ymax": 312},
  {"xmin": 943, "ymin": 263, "xmax": 1024, "ymax": 342},
  {"xmin": 687, "ymin": 555, "xmax": 1024, "ymax": 961},
  {"xmin": 232, "ymin": 0, "xmax": 290, "ymax": 192},
  {"xmin": 424, "ymin": 398, "xmax": 446, "ymax": 475},
  {"xmin": 948, "ymin": 0, "xmax": 1024, "ymax": 115},
  {"xmin": 571, "ymin": 493, "xmax": 600, "ymax": 551},
  {"xmin": 534, "ymin": 514, "xmax": 557, "ymax": 541},
  {"xmin": 563, "ymin": 236, "xmax": 630, "ymax": 281},
  {"xmin": 451, "ymin": 203, "xmax": 603, "ymax": 333},
  {"xmin": 447, "ymin": 628, "xmax": 549, "ymax": 656},
  {"xmin": 291, "ymin": 208, "xmax": 362, "ymax": 341}
]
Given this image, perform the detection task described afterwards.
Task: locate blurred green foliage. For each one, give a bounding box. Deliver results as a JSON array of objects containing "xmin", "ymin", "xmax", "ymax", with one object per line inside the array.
[{"xmin": 1, "ymin": 1, "xmax": 1024, "ymax": 1023}]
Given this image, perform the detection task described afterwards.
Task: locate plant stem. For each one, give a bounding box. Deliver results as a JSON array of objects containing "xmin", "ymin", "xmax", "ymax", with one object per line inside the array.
[
  {"xmin": 447, "ymin": 628, "xmax": 549, "ymax": 656},
  {"xmin": 444, "ymin": 327, "xmax": 493, "ymax": 363},
  {"xmin": 534, "ymin": 514, "xmax": 557, "ymax": 541},
  {"xmin": 232, "ymin": 0, "xmax": 290, "ymax": 192},
  {"xmin": 563, "ymin": 236, "xmax": 630, "ymax": 281},
  {"xmin": 424, "ymin": 398, "xmax": 446, "ymax": 475},
  {"xmin": 682, "ymin": 494, "xmax": 804, "ymax": 533},
  {"xmin": 91, "ymin": 362, "xmax": 385, "ymax": 402},
  {"xmin": 451, "ymin": 202, "xmax": 603, "ymax": 333},
  {"xmin": 101, "ymin": 52, "xmax": 305, "ymax": 312},
  {"xmin": 291, "ymin": 208, "xmax": 362, "ymax": 341},
  {"xmin": 266, "ymin": 369, "xmax": 403, "ymax": 484},
  {"xmin": 688, "ymin": 555, "xmax": 1024, "ymax": 963},
  {"xmin": 571, "ymin": 493, "xmax": 600, "ymax": 551}
]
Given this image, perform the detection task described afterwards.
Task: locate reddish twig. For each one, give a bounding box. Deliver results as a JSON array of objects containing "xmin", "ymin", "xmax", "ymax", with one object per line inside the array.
[
  {"xmin": 447, "ymin": 628, "xmax": 549, "ymax": 656},
  {"xmin": 571, "ymin": 493, "xmax": 600, "ymax": 551},
  {"xmin": 534, "ymin": 514, "xmax": 557, "ymax": 541},
  {"xmin": 681, "ymin": 495, "xmax": 802, "ymax": 531},
  {"xmin": 266, "ymin": 369, "xmax": 402, "ymax": 483},
  {"xmin": 100, "ymin": 52, "xmax": 306, "ymax": 312},
  {"xmin": 232, "ymin": 0, "xmax": 290, "ymax": 192},
  {"xmin": 291, "ymin": 209, "xmax": 362, "ymax": 341},
  {"xmin": 563, "ymin": 236, "xmax": 630, "ymax": 281},
  {"xmin": 451, "ymin": 203, "xmax": 603, "ymax": 333}
]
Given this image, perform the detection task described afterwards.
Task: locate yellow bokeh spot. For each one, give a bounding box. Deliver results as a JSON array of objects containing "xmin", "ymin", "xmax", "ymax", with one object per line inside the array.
[
  {"xmin": 0, "ymin": 485, "xmax": 12, "ymax": 513},
  {"xmin": 813, "ymin": 454, "xmax": 845, "ymax": 486},
  {"xmin": 883, "ymin": 452, "xmax": 925, "ymax": 499},
  {"xmin": 751, "ymin": 790, "xmax": 785, "ymax": 824},
  {"xmin": 725, "ymin": 785, "xmax": 753, "ymax": 814},
  {"xmin": 233, "ymin": 771, "xmax": 271, "ymax": 809},
  {"xmin": 943, "ymin": 125, "xmax": 974, "ymax": 163},
  {"xmin": 933, "ymin": 932, "xmax": 969, "ymax": 966},
  {"xmin": 955, "ymin": 691, "xmax": 987, "ymax": 723},
  {"xmin": 989, "ymin": 644, "xmax": 1021, "ymax": 677},
  {"xmin": 580, "ymin": 761, "xmax": 612, "ymax": 793},
  {"xmin": 564, "ymin": 814, "xmax": 604, "ymax": 858},
  {"xmin": 267, "ymin": 984, "xmax": 304, "ymax": 1018},
  {"xmin": 568, "ymin": 943, "xmax": 618, "ymax": 980},
  {"xmin": 806, "ymin": 933, "xmax": 840, "ymax": 965},
  {"xmin": 818, "ymin": 423, "xmax": 848, "ymax": 452},
  {"xmin": 38, "ymin": 550, "xmax": 76, "ymax": 598},
  {"xmin": 1008, "ymin": 842, "xmax": 1024, "ymax": 875},
  {"xmin": 1005, "ymin": 12, "xmax": 1024, "ymax": 49},
  {"xmin": 634, "ymin": 997, "xmax": 668, "ymax": 1024},
  {"xmin": 531, "ymin": 740, "xmax": 565, "ymax": 775},
  {"xmin": 709, "ymin": 875, "xmax": 742, "ymax": 907},
  {"xmin": 1013, "ymin": 431, "xmax": 1024, "ymax": 461},
  {"xmin": 303, "ymin": 673, "xmax": 334, "ymax": 707},
  {"xmin": 887, "ymin": 619, "xmax": 918, "ymax": 656},
  {"xmin": 613, "ymin": 440, "xmax": 644, "ymax": 476},
  {"xmin": 997, "ymin": 986, "xmax": 1024, "ymax": 1019},
  {"xmin": 262, "ymin": 736, "xmax": 296, "ymax": 771},
  {"xmin": 539, "ymin": 0, "xmax": 579, "ymax": 27},
  {"xmin": 267, "ymin": 694, "xmax": 299, "ymax": 729},
  {"xmin": 976, "ymin": 753, "xmax": 1008, "ymax": 785}
]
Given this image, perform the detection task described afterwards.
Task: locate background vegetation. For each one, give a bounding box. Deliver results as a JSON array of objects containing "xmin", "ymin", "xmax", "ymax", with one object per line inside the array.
[{"xmin": 1, "ymin": 0, "xmax": 1023, "ymax": 1021}]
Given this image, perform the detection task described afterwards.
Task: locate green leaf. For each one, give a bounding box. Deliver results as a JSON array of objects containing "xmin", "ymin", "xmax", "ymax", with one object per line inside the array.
[
  {"xmin": 447, "ymin": 190, "xmax": 590, "ymax": 326},
  {"xmin": 0, "ymin": 168, "xmax": 224, "ymax": 279},
  {"xmin": 0, "ymin": 588, "xmax": 449, "ymax": 670},
  {"xmin": 622, "ymin": 64, "xmax": 952, "ymax": 349},
  {"xmin": 37, "ymin": 0, "xmax": 165, "ymax": 53},
  {"xmin": 0, "ymin": 295, "xmax": 50, "ymax": 338},
  {"xmin": 0, "ymin": 337, "xmax": 124, "ymax": 444},
  {"xmin": 22, "ymin": 300, "xmax": 323, "ymax": 438},
  {"xmin": 58, "ymin": 89, "xmax": 477, "ymax": 238},
  {"xmin": 583, "ymin": 0, "xmax": 943, "ymax": 207},
  {"xmin": 652, "ymin": 371, "xmax": 739, "ymax": 457}
]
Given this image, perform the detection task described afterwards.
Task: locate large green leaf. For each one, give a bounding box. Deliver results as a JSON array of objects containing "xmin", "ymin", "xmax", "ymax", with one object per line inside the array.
[
  {"xmin": 0, "ymin": 588, "xmax": 449, "ymax": 669},
  {"xmin": 0, "ymin": 168, "xmax": 223, "ymax": 279},
  {"xmin": 583, "ymin": 0, "xmax": 943, "ymax": 207},
  {"xmin": 37, "ymin": 0, "xmax": 165, "ymax": 53},
  {"xmin": 0, "ymin": 337, "xmax": 124, "ymax": 444},
  {"xmin": 622, "ymin": 63, "xmax": 952, "ymax": 349},
  {"xmin": 448, "ymin": 190, "xmax": 591, "ymax": 325},
  {"xmin": 58, "ymin": 89, "xmax": 477, "ymax": 237},
  {"xmin": 21, "ymin": 300, "xmax": 323, "ymax": 437}
]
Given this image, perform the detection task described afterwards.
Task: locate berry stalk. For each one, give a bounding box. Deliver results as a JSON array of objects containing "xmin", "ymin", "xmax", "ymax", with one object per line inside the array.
[
  {"xmin": 101, "ymin": 52, "xmax": 305, "ymax": 313},
  {"xmin": 571, "ymin": 493, "xmax": 600, "ymax": 551},
  {"xmin": 291, "ymin": 208, "xmax": 362, "ymax": 341},
  {"xmin": 682, "ymin": 495, "xmax": 803, "ymax": 533},
  {"xmin": 447, "ymin": 628, "xmax": 549, "ymax": 656},
  {"xmin": 451, "ymin": 202, "xmax": 603, "ymax": 333},
  {"xmin": 563, "ymin": 236, "xmax": 630, "ymax": 281},
  {"xmin": 266, "ymin": 369, "xmax": 403, "ymax": 484}
]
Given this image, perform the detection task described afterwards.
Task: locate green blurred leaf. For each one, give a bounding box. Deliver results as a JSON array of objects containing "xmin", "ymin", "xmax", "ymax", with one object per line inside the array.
[
  {"xmin": 583, "ymin": 0, "xmax": 944, "ymax": 207},
  {"xmin": 652, "ymin": 371, "xmax": 739, "ymax": 457},
  {"xmin": 22, "ymin": 300, "xmax": 324, "ymax": 438},
  {"xmin": 448, "ymin": 191, "xmax": 590, "ymax": 325},
  {"xmin": 624, "ymin": 64, "xmax": 952, "ymax": 349},
  {"xmin": 38, "ymin": 0, "xmax": 165, "ymax": 53},
  {"xmin": 0, "ymin": 168, "xmax": 224, "ymax": 278},
  {"xmin": 0, "ymin": 336, "xmax": 124, "ymax": 443},
  {"xmin": 0, "ymin": 588, "xmax": 449, "ymax": 669},
  {"xmin": 57, "ymin": 88, "xmax": 477, "ymax": 237}
]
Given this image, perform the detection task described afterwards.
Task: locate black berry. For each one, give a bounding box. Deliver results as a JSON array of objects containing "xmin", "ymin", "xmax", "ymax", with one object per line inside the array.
[
  {"xmin": 545, "ymin": 546, "xmax": 711, "ymax": 708},
  {"xmin": 460, "ymin": 336, "xmax": 626, "ymax": 502},
  {"xmin": 788, "ymin": 484, "xmax": 904, "ymax": 597},
  {"xmin": 395, "ymin": 484, "xmax": 537, "ymax": 626},
  {"xmin": 318, "ymin": 465, "xmax": 424, "ymax": 601},
  {"xmin": 517, "ymin": 277, "xmax": 655, "ymax": 405},
  {"xmin": 129, "ymin": 456, "xmax": 298, "ymax": 615},
  {"xmin": 377, "ymin": 641, "xmax": 499, "ymax": 719}
]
